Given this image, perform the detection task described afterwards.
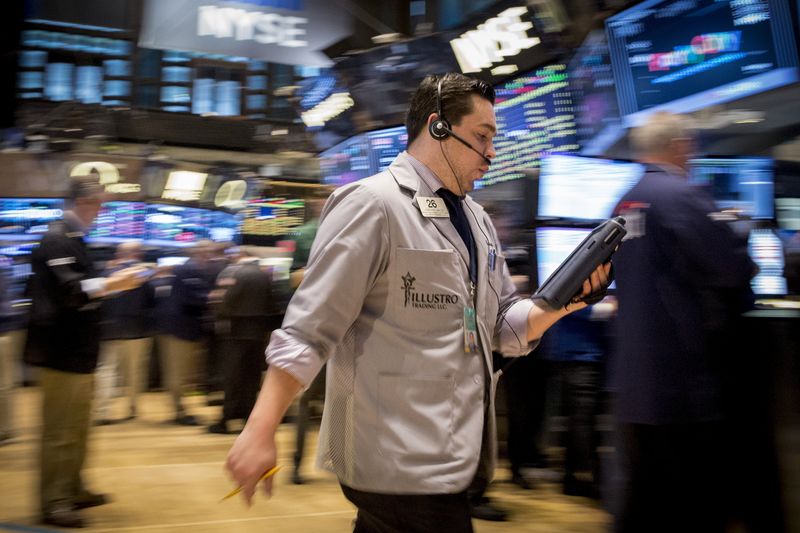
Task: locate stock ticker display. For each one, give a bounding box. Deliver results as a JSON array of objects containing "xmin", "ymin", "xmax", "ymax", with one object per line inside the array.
[
  {"xmin": 476, "ymin": 64, "xmax": 578, "ymax": 189},
  {"xmin": 606, "ymin": 0, "xmax": 799, "ymax": 122},
  {"xmin": 144, "ymin": 204, "xmax": 239, "ymax": 246},
  {"xmin": 568, "ymin": 30, "xmax": 622, "ymax": 155},
  {"xmin": 367, "ymin": 126, "xmax": 408, "ymax": 173},
  {"xmin": 689, "ymin": 157, "xmax": 775, "ymax": 219},
  {"xmin": 320, "ymin": 126, "xmax": 408, "ymax": 186},
  {"xmin": 87, "ymin": 201, "xmax": 147, "ymax": 243},
  {"xmin": 320, "ymin": 134, "xmax": 372, "ymax": 187},
  {"xmin": 240, "ymin": 198, "xmax": 305, "ymax": 244}
]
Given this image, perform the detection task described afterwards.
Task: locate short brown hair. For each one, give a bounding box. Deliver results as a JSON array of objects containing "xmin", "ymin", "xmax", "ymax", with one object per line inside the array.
[{"xmin": 405, "ymin": 73, "xmax": 495, "ymax": 146}]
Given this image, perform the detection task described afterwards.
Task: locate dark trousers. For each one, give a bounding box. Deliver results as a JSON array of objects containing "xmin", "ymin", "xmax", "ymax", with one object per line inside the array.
[
  {"xmin": 221, "ymin": 337, "xmax": 266, "ymax": 422},
  {"xmin": 561, "ymin": 362, "xmax": 601, "ymax": 480},
  {"xmin": 613, "ymin": 422, "xmax": 731, "ymax": 533},
  {"xmin": 341, "ymin": 484, "xmax": 473, "ymax": 533},
  {"xmin": 504, "ymin": 354, "xmax": 548, "ymax": 471}
]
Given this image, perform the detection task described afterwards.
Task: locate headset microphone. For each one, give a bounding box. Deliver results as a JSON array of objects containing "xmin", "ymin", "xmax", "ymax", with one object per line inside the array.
[{"xmin": 438, "ymin": 124, "xmax": 491, "ymax": 166}]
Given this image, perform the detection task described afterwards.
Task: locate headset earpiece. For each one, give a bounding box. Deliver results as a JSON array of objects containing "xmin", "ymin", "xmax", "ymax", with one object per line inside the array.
[
  {"xmin": 429, "ymin": 78, "xmax": 452, "ymax": 141},
  {"xmin": 429, "ymin": 117, "xmax": 451, "ymax": 140}
]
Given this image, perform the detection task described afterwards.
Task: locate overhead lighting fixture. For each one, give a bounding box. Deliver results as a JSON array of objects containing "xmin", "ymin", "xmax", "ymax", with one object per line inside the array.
[
  {"xmin": 491, "ymin": 65, "xmax": 519, "ymax": 76},
  {"xmin": 372, "ymin": 33, "xmax": 403, "ymax": 45},
  {"xmin": 301, "ymin": 92, "xmax": 354, "ymax": 128},
  {"xmin": 450, "ymin": 6, "xmax": 541, "ymax": 74},
  {"xmin": 270, "ymin": 129, "xmax": 289, "ymax": 136}
]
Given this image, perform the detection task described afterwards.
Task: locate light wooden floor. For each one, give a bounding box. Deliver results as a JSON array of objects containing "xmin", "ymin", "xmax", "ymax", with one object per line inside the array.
[{"xmin": 0, "ymin": 388, "xmax": 610, "ymax": 532}]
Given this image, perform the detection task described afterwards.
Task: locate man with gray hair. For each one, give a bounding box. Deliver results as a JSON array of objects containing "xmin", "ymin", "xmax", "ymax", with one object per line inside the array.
[
  {"xmin": 26, "ymin": 175, "xmax": 148, "ymax": 527},
  {"xmin": 610, "ymin": 112, "xmax": 756, "ymax": 532}
]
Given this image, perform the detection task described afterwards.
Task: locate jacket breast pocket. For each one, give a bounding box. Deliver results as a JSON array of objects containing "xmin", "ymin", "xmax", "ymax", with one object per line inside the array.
[{"xmin": 389, "ymin": 247, "xmax": 465, "ymax": 333}]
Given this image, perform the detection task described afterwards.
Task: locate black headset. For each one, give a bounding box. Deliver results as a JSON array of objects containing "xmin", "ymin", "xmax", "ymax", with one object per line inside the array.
[
  {"xmin": 429, "ymin": 78, "xmax": 451, "ymax": 141},
  {"xmin": 427, "ymin": 77, "xmax": 491, "ymax": 165}
]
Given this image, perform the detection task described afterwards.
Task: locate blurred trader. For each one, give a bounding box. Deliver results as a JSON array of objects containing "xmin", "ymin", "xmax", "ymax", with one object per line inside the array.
[
  {"xmin": 0, "ymin": 255, "xmax": 15, "ymax": 444},
  {"xmin": 209, "ymin": 252, "xmax": 278, "ymax": 434},
  {"xmin": 25, "ymin": 176, "xmax": 146, "ymax": 528},
  {"xmin": 158, "ymin": 240, "xmax": 213, "ymax": 425},
  {"xmin": 226, "ymin": 73, "xmax": 611, "ymax": 532},
  {"xmin": 94, "ymin": 241, "xmax": 155, "ymax": 424},
  {"xmin": 611, "ymin": 112, "xmax": 756, "ymax": 533}
]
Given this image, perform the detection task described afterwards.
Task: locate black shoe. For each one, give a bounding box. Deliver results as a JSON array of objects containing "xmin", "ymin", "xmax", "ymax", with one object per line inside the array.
[
  {"xmin": 470, "ymin": 498, "xmax": 509, "ymax": 522},
  {"xmin": 175, "ymin": 414, "xmax": 200, "ymax": 426},
  {"xmin": 511, "ymin": 472, "xmax": 535, "ymax": 490},
  {"xmin": 43, "ymin": 504, "xmax": 85, "ymax": 528},
  {"xmin": 73, "ymin": 491, "xmax": 110, "ymax": 510},
  {"xmin": 292, "ymin": 469, "xmax": 305, "ymax": 485},
  {"xmin": 208, "ymin": 421, "xmax": 229, "ymax": 434},
  {"xmin": 563, "ymin": 475, "xmax": 599, "ymax": 499}
]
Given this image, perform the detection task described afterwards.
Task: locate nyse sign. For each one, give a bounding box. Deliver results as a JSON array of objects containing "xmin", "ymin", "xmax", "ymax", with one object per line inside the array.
[
  {"xmin": 140, "ymin": 0, "xmax": 352, "ymax": 67},
  {"xmin": 197, "ymin": 5, "xmax": 307, "ymax": 47}
]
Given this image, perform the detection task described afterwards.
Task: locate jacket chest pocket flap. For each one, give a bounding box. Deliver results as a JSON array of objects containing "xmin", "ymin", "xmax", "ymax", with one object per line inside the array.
[{"xmin": 390, "ymin": 248, "xmax": 464, "ymax": 332}]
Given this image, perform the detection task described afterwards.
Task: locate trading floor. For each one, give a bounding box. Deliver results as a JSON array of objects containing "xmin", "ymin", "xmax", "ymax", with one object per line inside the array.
[{"xmin": 0, "ymin": 388, "xmax": 609, "ymax": 532}]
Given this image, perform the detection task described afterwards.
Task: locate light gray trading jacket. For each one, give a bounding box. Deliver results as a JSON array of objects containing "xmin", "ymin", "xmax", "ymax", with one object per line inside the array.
[{"xmin": 266, "ymin": 152, "xmax": 536, "ymax": 494}]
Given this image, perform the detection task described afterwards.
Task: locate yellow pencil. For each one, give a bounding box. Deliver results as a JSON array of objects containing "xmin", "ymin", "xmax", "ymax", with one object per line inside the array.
[{"xmin": 220, "ymin": 465, "xmax": 282, "ymax": 502}]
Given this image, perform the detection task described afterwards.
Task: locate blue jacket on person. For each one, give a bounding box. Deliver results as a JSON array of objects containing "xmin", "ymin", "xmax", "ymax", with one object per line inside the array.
[
  {"xmin": 610, "ymin": 164, "xmax": 755, "ymax": 425},
  {"xmin": 163, "ymin": 259, "xmax": 211, "ymax": 342}
]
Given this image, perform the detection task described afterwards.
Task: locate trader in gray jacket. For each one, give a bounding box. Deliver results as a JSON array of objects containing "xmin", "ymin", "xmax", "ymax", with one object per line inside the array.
[{"xmin": 225, "ymin": 73, "xmax": 610, "ymax": 532}]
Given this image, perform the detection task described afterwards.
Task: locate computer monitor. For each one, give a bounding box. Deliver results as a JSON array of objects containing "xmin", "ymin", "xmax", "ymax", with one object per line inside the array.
[
  {"xmin": 748, "ymin": 228, "xmax": 787, "ymax": 295},
  {"xmin": 538, "ymin": 154, "xmax": 644, "ymax": 220},
  {"xmin": 689, "ymin": 157, "xmax": 774, "ymax": 219},
  {"xmin": 86, "ymin": 201, "xmax": 147, "ymax": 244},
  {"xmin": 319, "ymin": 134, "xmax": 372, "ymax": 187},
  {"xmin": 536, "ymin": 227, "xmax": 589, "ymax": 288},
  {"xmin": 145, "ymin": 204, "xmax": 239, "ymax": 247},
  {"xmin": 240, "ymin": 198, "xmax": 305, "ymax": 246},
  {"xmin": 605, "ymin": 0, "xmax": 800, "ymax": 126},
  {"xmin": 367, "ymin": 126, "xmax": 408, "ymax": 173},
  {"xmin": 0, "ymin": 198, "xmax": 64, "ymax": 240},
  {"xmin": 567, "ymin": 30, "xmax": 624, "ymax": 155}
]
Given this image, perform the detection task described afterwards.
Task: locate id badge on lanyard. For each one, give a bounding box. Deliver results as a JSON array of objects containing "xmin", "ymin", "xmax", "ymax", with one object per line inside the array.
[{"xmin": 464, "ymin": 281, "xmax": 478, "ymax": 353}]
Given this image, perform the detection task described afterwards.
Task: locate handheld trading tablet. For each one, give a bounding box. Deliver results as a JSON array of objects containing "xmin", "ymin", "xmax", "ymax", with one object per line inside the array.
[{"xmin": 533, "ymin": 217, "xmax": 626, "ymax": 309}]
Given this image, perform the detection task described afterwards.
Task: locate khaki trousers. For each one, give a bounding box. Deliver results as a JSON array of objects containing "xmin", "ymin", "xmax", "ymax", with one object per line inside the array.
[
  {"xmin": 94, "ymin": 337, "xmax": 153, "ymax": 420},
  {"xmin": 157, "ymin": 335, "xmax": 205, "ymax": 416},
  {"xmin": 39, "ymin": 368, "xmax": 94, "ymax": 512},
  {"xmin": 0, "ymin": 329, "xmax": 27, "ymax": 438}
]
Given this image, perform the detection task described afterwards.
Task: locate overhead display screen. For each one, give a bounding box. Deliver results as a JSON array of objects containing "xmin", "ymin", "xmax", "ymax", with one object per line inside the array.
[
  {"xmin": 240, "ymin": 198, "xmax": 305, "ymax": 245},
  {"xmin": 605, "ymin": 0, "xmax": 799, "ymax": 125},
  {"xmin": 476, "ymin": 64, "xmax": 579, "ymax": 190},
  {"xmin": 0, "ymin": 198, "xmax": 64, "ymax": 240},
  {"xmin": 87, "ymin": 201, "xmax": 147, "ymax": 243},
  {"xmin": 689, "ymin": 157, "xmax": 774, "ymax": 219},
  {"xmin": 145, "ymin": 204, "xmax": 239, "ymax": 247},
  {"xmin": 319, "ymin": 134, "xmax": 372, "ymax": 187},
  {"xmin": 567, "ymin": 30, "xmax": 623, "ymax": 155},
  {"xmin": 538, "ymin": 155, "xmax": 644, "ymax": 220},
  {"xmin": 367, "ymin": 126, "xmax": 408, "ymax": 173},
  {"xmin": 320, "ymin": 125, "xmax": 409, "ymax": 186}
]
